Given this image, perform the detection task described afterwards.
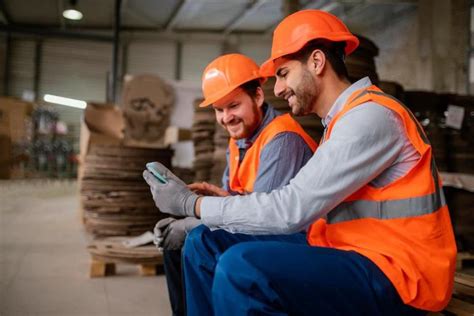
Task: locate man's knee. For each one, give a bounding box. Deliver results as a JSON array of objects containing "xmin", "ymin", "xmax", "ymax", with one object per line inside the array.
[
  {"xmin": 183, "ymin": 224, "xmax": 208, "ymax": 253},
  {"xmin": 214, "ymin": 243, "xmax": 261, "ymax": 285}
]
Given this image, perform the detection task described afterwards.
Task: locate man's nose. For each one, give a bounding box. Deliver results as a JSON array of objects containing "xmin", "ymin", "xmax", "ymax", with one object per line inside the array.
[
  {"xmin": 274, "ymin": 78, "xmax": 286, "ymax": 98},
  {"xmin": 222, "ymin": 109, "xmax": 234, "ymax": 124}
]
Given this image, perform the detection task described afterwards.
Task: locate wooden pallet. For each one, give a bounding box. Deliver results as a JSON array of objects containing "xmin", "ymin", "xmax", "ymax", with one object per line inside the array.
[
  {"xmin": 89, "ymin": 259, "xmax": 161, "ymax": 277},
  {"xmin": 87, "ymin": 237, "xmax": 163, "ymax": 278}
]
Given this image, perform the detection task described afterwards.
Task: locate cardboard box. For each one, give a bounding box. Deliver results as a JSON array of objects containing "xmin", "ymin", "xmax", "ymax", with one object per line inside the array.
[
  {"xmin": 78, "ymin": 103, "xmax": 124, "ymax": 180},
  {"xmin": 0, "ymin": 97, "xmax": 34, "ymax": 142},
  {"xmin": 0, "ymin": 135, "xmax": 11, "ymax": 179}
]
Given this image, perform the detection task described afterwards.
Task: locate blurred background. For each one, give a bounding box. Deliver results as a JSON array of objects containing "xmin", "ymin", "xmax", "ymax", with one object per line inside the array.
[{"xmin": 0, "ymin": 1, "xmax": 473, "ymax": 315}]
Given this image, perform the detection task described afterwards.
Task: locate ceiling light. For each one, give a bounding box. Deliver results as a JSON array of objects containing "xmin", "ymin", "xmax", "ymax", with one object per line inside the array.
[
  {"xmin": 63, "ymin": 9, "xmax": 83, "ymax": 21},
  {"xmin": 63, "ymin": 0, "xmax": 83, "ymax": 21},
  {"xmin": 44, "ymin": 94, "xmax": 87, "ymax": 109}
]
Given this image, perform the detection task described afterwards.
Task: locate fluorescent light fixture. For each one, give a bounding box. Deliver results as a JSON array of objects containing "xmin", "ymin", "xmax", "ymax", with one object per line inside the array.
[
  {"xmin": 44, "ymin": 94, "xmax": 87, "ymax": 109},
  {"xmin": 63, "ymin": 8, "xmax": 83, "ymax": 20}
]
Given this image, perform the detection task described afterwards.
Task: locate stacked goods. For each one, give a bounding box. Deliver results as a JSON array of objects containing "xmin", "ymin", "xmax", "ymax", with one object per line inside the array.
[
  {"xmin": 440, "ymin": 94, "xmax": 474, "ymax": 175},
  {"xmin": 403, "ymin": 91, "xmax": 474, "ymax": 173},
  {"xmin": 346, "ymin": 35, "xmax": 379, "ymax": 84},
  {"xmin": 262, "ymin": 77, "xmax": 324, "ymax": 142},
  {"xmin": 192, "ymin": 98, "xmax": 216, "ymax": 183},
  {"xmin": 81, "ymin": 144, "xmax": 173, "ymax": 237},
  {"xmin": 210, "ymin": 123, "xmax": 229, "ymax": 186}
]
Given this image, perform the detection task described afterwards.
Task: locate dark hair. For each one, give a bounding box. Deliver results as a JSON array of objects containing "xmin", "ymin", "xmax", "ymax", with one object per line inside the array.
[
  {"xmin": 240, "ymin": 79, "xmax": 261, "ymax": 100},
  {"xmin": 287, "ymin": 39, "xmax": 349, "ymax": 80}
]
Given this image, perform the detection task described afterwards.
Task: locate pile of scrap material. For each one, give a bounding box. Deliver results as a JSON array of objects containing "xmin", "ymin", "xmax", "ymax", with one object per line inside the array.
[
  {"xmin": 81, "ymin": 145, "xmax": 173, "ymax": 237},
  {"xmin": 192, "ymin": 98, "xmax": 216, "ymax": 183},
  {"xmin": 122, "ymin": 74, "xmax": 175, "ymax": 148},
  {"xmin": 346, "ymin": 35, "xmax": 379, "ymax": 85},
  {"xmin": 87, "ymin": 236, "xmax": 162, "ymax": 265},
  {"xmin": 262, "ymin": 77, "xmax": 324, "ymax": 142}
]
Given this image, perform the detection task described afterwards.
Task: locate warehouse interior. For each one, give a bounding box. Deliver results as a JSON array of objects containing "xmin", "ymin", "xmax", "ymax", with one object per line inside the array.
[{"xmin": 1, "ymin": 0, "xmax": 473, "ymax": 315}]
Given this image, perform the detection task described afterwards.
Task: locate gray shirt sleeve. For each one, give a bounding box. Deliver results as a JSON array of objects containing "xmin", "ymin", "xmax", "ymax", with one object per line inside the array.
[
  {"xmin": 221, "ymin": 148, "xmax": 230, "ymax": 192},
  {"xmin": 201, "ymin": 102, "xmax": 408, "ymax": 234},
  {"xmin": 253, "ymin": 132, "xmax": 314, "ymax": 192}
]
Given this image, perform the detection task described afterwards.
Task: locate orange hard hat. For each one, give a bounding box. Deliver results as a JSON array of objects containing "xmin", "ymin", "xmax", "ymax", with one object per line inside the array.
[
  {"xmin": 199, "ymin": 54, "xmax": 265, "ymax": 107},
  {"xmin": 260, "ymin": 10, "xmax": 359, "ymax": 76}
]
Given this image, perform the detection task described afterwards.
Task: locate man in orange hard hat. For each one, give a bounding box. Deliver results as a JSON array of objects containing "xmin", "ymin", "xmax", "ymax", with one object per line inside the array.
[
  {"xmin": 151, "ymin": 53, "xmax": 316, "ymax": 316},
  {"xmin": 144, "ymin": 10, "xmax": 456, "ymax": 315}
]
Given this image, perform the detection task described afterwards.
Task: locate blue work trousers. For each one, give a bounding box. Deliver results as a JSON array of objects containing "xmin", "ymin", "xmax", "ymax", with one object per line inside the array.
[{"xmin": 182, "ymin": 225, "xmax": 426, "ymax": 316}]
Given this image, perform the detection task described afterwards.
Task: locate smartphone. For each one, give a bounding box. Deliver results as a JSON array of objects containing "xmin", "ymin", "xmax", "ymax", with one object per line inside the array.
[{"xmin": 146, "ymin": 163, "xmax": 168, "ymax": 184}]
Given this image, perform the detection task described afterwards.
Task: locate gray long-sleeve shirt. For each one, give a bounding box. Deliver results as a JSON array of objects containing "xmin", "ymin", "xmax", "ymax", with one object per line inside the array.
[{"xmin": 201, "ymin": 77, "xmax": 420, "ymax": 234}]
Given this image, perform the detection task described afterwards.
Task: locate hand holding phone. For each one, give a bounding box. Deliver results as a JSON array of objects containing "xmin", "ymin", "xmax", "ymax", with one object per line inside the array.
[{"xmin": 146, "ymin": 162, "xmax": 168, "ymax": 184}]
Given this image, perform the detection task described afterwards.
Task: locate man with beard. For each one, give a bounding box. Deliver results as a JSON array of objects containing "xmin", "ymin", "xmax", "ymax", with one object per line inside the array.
[
  {"xmin": 144, "ymin": 10, "xmax": 456, "ymax": 315},
  {"xmin": 152, "ymin": 53, "xmax": 316, "ymax": 316}
]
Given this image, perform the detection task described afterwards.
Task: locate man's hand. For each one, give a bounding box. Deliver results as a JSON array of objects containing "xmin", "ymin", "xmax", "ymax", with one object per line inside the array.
[
  {"xmin": 161, "ymin": 217, "xmax": 201, "ymax": 250},
  {"xmin": 153, "ymin": 217, "xmax": 175, "ymax": 248},
  {"xmin": 188, "ymin": 182, "xmax": 230, "ymax": 197},
  {"xmin": 143, "ymin": 162, "xmax": 199, "ymax": 217}
]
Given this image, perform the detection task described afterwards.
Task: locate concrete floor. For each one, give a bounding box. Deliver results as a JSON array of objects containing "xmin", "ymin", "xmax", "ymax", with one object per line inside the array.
[{"xmin": 0, "ymin": 180, "xmax": 171, "ymax": 316}]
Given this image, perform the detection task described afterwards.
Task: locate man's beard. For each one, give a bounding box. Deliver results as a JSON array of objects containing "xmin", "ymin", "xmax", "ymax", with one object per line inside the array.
[{"xmin": 291, "ymin": 68, "xmax": 317, "ymax": 116}]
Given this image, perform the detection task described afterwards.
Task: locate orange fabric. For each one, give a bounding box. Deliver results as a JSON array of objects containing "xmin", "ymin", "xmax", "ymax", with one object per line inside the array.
[
  {"xmin": 199, "ymin": 54, "xmax": 265, "ymax": 107},
  {"xmin": 228, "ymin": 113, "xmax": 317, "ymax": 194},
  {"xmin": 260, "ymin": 10, "xmax": 359, "ymax": 76},
  {"xmin": 307, "ymin": 86, "xmax": 456, "ymax": 311}
]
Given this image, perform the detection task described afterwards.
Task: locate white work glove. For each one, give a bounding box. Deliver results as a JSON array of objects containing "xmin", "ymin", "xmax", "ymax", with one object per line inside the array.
[
  {"xmin": 153, "ymin": 217, "xmax": 175, "ymax": 249},
  {"xmin": 143, "ymin": 162, "xmax": 199, "ymax": 218},
  {"xmin": 153, "ymin": 217, "xmax": 201, "ymax": 250}
]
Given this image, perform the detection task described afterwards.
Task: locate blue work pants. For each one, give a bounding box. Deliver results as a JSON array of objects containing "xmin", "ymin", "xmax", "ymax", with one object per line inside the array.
[{"xmin": 182, "ymin": 225, "xmax": 426, "ymax": 316}]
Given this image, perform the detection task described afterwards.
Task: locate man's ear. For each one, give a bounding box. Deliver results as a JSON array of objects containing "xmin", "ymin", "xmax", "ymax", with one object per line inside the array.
[
  {"xmin": 255, "ymin": 87, "xmax": 265, "ymax": 108},
  {"xmin": 308, "ymin": 49, "xmax": 326, "ymax": 76}
]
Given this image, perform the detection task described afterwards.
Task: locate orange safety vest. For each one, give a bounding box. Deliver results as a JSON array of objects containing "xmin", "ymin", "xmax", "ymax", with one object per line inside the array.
[
  {"xmin": 307, "ymin": 85, "xmax": 456, "ymax": 311},
  {"xmin": 229, "ymin": 113, "xmax": 318, "ymax": 194}
]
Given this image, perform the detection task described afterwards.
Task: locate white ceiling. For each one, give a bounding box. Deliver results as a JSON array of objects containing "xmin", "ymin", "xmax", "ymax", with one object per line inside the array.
[{"xmin": 1, "ymin": 0, "xmax": 418, "ymax": 36}]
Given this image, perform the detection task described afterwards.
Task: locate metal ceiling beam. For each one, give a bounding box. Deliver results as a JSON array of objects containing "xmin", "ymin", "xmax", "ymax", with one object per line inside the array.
[
  {"xmin": 0, "ymin": 25, "xmax": 114, "ymax": 42},
  {"xmin": 110, "ymin": 0, "xmax": 122, "ymax": 103},
  {"xmin": 164, "ymin": 0, "xmax": 186, "ymax": 31},
  {"xmin": 223, "ymin": 0, "xmax": 267, "ymax": 35},
  {"xmin": 0, "ymin": 0, "xmax": 11, "ymax": 24},
  {"xmin": 57, "ymin": 0, "xmax": 66, "ymax": 29}
]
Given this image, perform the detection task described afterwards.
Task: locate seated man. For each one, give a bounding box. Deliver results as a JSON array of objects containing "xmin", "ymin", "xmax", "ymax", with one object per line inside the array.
[
  {"xmin": 152, "ymin": 53, "xmax": 317, "ymax": 316},
  {"xmin": 144, "ymin": 11, "xmax": 456, "ymax": 315}
]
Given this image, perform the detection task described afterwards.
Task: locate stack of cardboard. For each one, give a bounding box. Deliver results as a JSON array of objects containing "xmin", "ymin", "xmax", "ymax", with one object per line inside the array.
[
  {"xmin": 192, "ymin": 98, "xmax": 216, "ymax": 183},
  {"xmin": 79, "ymin": 103, "xmax": 173, "ymax": 237},
  {"xmin": 209, "ymin": 123, "xmax": 229, "ymax": 186}
]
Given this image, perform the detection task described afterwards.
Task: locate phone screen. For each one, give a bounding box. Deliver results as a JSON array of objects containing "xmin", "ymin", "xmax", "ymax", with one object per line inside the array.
[{"xmin": 146, "ymin": 163, "xmax": 168, "ymax": 184}]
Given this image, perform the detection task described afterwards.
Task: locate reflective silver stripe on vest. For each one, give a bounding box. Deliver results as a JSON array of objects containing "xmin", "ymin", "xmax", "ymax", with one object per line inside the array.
[
  {"xmin": 327, "ymin": 186, "xmax": 446, "ymax": 224},
  {"xmin": 326, "ymin": 87, "xmax": 446, "ymax": 224}
]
